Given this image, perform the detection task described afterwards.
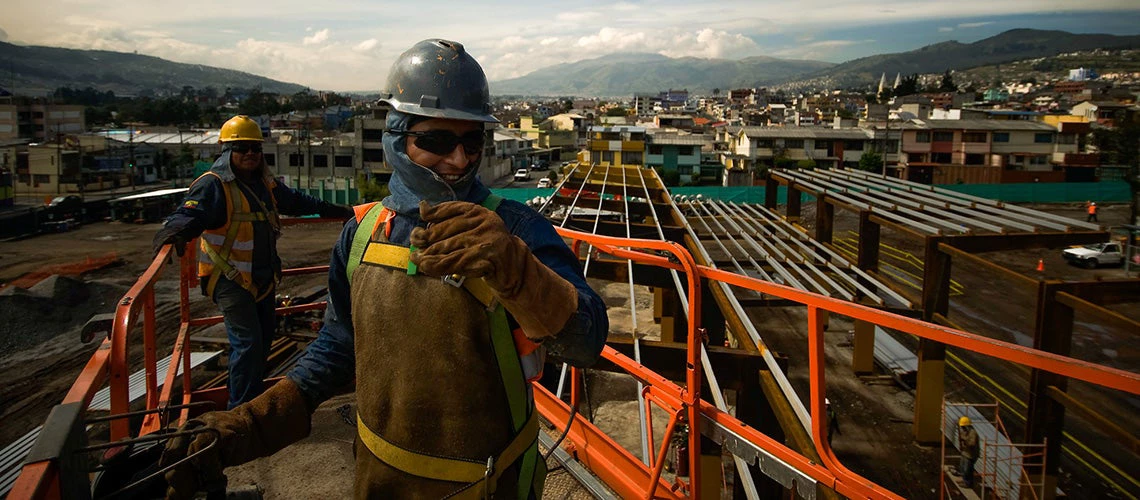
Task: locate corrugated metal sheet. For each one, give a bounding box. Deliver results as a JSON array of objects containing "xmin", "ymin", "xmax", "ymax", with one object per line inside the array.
[
  {"xmin": 0, "ymin": 351, "xmax": 220, "ymax": 497},
  {"xmin": 873, "ymin": 326, "xmax": 918, "ymax": 383},
  {"xmin": 88, "ymin": 351, "xmax": 221, "ymax": 411}
]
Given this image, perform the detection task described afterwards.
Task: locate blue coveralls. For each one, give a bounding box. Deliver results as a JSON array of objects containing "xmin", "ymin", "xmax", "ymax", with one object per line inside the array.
[{"xmin": 163, "ymin": 150, "xmax": 337, "ymax": 408}]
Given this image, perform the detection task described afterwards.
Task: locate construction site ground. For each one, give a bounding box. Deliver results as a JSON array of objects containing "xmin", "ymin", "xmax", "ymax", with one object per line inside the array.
[{"xmin": 0, "ymin": 201, "xmax": 1136, "ymax": 499}]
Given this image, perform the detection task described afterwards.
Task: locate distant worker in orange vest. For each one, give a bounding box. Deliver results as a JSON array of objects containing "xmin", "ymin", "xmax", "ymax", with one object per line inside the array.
[{"xmin": 1087, "ymin": 201, "xmax": 1098, "ymax": 222}]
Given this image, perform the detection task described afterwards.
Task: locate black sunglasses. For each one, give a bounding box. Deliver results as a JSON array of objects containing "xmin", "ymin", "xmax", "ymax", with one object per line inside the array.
[
  {"xmin": 395, "ymin": 130, "xmax": 484, "ymax": 156},
  {"xmin": 230, "ymin": 143, "xmax": 263, "ymax": 154}
]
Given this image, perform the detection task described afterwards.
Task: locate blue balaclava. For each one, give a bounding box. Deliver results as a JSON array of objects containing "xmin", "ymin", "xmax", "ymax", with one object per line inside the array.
[
  {"xmin": 380, "ymin": 109, "xmax": 489, "ymax": 218},
  {"xmin": 209, "ymin": 142, "xmax": 238, "ymax": 181},
  {"xmin": 210, "ymin": 142, "xmax": 272, "ymax": 183}
]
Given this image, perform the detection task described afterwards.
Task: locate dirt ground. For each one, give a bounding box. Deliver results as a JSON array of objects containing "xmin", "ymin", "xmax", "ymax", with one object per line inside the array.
[{"xmin": 0, "ymin": 201, "xmax": 1136, "ymax": 499}]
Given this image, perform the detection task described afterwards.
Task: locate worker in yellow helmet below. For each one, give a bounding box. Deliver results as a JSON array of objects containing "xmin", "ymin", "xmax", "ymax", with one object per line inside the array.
[
  {"xmin": 152, "ymin": 115, "xmax": 352, "ymax": 410},
  {"xmin": 956, "ymin": 416, "xmax": 981, "ymax": 488},
  {"xmin": 159, "ymin": 40, "xmax": 608, "ymax": 499}
]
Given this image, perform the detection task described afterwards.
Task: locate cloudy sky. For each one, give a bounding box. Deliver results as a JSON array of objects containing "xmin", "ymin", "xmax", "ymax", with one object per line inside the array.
[{"xmin": 5, "ymin": 0, "xmax": 1140, "ymax": 92}]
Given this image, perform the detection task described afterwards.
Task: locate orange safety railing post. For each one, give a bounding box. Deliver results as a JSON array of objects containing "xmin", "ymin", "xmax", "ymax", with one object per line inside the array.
[
  {"xmin": 143, "ymin": 288, "xmax": 158, "ymax": 413},
  {"xmin": 643, "ymin": 386, "xmax": 656, "ymax": 466},
  {"xmin": 646, "ymin": 404, "xmax": 683, "ymax": 500},
  {"xmin": 570, "ymin": 366, "xmax": 581, "ymax": 409}
]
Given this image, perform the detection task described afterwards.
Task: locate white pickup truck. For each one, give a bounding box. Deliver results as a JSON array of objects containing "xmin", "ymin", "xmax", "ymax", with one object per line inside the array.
[{"xmin": 1062, "ymin": 242, "xmax": 1126, "ymax": 268}]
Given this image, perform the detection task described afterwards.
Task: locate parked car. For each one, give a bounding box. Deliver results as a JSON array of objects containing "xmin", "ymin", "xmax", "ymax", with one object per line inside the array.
[
  {"xmin": 48, "ymin": 195, "xmax": 84, "ymax": 211},
  {"xmin": 1062, "ymin": 242, "xmax": 1126, "ymax": 268},
  {"xmin": 537, "ymin": 178, "xmax": 552, "ymax": 188},
  {"xmin": 514, "ymin": 168, "xmax": 531, "ymax": 181}
]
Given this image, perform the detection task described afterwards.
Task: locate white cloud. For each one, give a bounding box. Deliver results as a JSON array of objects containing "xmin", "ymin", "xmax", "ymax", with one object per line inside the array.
[
  {"xmin": 556, "ymin": 10, "xmax": 602, "ymax": 22},
  {"xmin": 5, "ymin": 0, "xmax": 1140, "ymax": 90},
  {"xmin": 354, "ymin": 38, "xmax": 378, "ymax": 52},
  {"xmin": 302, "ymin": 28, "xmax": 329, "ymax": 46}
]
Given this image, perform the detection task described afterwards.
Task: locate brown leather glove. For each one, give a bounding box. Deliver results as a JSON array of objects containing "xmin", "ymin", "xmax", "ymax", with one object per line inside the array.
[
  {"xmin": 160, "ymin": 379, "xmax": 312, "ymax": 500},
  {"xmin": 410, "ymin": 200, "xmax": 579, "ymax": 339}
]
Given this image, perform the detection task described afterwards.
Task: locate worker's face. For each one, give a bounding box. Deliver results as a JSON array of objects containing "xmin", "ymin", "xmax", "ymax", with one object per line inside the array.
[
  {"xmin": 405, "ymin": 118, "xmax": 483, "ymax": 184},
  {"xmin": 229, "ymin": 141, "xmax": 263, "ymax": 173}
]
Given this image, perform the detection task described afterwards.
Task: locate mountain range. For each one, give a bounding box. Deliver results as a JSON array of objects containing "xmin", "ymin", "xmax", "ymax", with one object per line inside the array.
[
  {"xmin": 491, "ymin": 53, "xmax": 834, "ymax": 97},
  {"xmin": 0, "ymin": 41, "xmax": 307, "ymax": 96},
  {"xmin": 2, "ymin": 29, "xmax": 1139, "ymax": 99},
  {"xmin": 790, "ymin": 29, "xmax": 1140, "ymax": 89}
]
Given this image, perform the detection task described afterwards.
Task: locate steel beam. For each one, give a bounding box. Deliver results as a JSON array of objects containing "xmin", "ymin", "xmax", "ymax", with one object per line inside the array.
[
  {"xmin": 915, "ymin": 237, "xmax": 950, "ymax": 443},
  {"xmin": 1025, "ymin": 280, "xmax": 1073, "ymax": 500}
]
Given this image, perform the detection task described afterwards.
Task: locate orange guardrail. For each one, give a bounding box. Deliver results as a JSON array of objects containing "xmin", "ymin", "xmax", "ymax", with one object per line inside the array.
[
  {"xmin": 539, "ymin": 226, "xmax": 1140, "ymax": 500},
  {"xmin": 9, "ymin": 221, "xmax": 1140, "ymax": 499}
]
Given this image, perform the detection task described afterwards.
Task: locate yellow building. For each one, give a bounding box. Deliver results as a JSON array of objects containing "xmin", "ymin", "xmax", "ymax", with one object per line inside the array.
[{"xmin": 587, "ymin": 126, "xmax": 645, "ymax": 167}]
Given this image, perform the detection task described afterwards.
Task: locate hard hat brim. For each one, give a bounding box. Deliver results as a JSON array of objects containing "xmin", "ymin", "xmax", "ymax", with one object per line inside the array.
[{"xmin": 382, "ymin": 98, "xmax": 500, "ymax": 123}]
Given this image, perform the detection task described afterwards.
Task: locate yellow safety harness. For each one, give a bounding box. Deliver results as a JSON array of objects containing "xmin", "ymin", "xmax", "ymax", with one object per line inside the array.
[{"xmin": 346, "ymin": 196, "xmax": 545, "ymax": 499}]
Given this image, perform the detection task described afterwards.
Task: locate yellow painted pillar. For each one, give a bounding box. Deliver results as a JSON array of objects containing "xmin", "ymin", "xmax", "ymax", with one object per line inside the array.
[{"xmin": 914, "ymin": 340, "xmax": 946, "ymax": 443}]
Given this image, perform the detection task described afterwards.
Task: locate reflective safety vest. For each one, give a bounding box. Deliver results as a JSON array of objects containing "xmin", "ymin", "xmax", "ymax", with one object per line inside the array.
[
  {"xmin": 346, "ymin": 196, "xmax": 546, "ymax": 499},
  {"xmin": 196, "ymin": 172, "xmax": 281, "ymax": 300},
  {"xmin": 1088, "ymin": 204, "xmax": 1097, "ymax": 215}
]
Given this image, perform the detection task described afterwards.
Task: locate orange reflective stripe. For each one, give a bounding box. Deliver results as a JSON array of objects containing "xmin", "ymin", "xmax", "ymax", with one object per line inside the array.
[
  {"xmin": 512, "ymin": 328, "xmax": 541, "ymax": 357},
  {"xmin": 353, "ymin": 202, "xmax": 380, "ymax": 223}
]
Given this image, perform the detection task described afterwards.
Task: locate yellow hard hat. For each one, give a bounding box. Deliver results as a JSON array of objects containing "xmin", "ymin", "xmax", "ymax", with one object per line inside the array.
[
  {"xmin": 958, "ymin": 416, "xmax": 972, "ymax": 427},
  {"xmin": 218, "ymin": 115, "xmax": 264, "ymax": 143}
]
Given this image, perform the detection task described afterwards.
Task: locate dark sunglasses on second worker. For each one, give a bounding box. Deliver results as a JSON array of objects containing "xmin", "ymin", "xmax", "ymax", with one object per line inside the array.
[
  {"xmin": 392, "ymin": 129, "xmax": 484, "ymax": 156},
  {"xmin": 230, "ymin": 143, "xmax": 263, "ymax": 154}
]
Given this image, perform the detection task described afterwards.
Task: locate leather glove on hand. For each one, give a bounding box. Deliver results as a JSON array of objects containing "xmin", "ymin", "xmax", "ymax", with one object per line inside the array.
[
  {"xmin": 410, "ymin": 200, "xmax": 578, "ymax": 339},
  {"xmin": 159, "ymin": 379, "xmax": 312, "ymax": 500},
  {"xmin": 153, "ymin": 225, "xmax": 190, "ymax": 257}
]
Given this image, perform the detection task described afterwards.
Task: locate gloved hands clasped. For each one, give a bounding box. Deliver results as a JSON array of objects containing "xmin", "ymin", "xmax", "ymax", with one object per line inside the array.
[
  {"xmin": 409, "ymin": 200, "xmax": 578, "ymax": 339},
  {"xmin": 160, "ymin": 380, "xmax": 312, "ymax": 500}
]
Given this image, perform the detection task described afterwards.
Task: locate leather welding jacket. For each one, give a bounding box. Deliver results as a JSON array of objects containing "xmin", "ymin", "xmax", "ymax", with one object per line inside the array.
[
  {"xmin": 287, "ymin": 109, "xmax": 607, "ymax": 496},
  {"xmin": 163, "ymin": 154, "xmax": 335, "ymax": 296},
  {"xmin": 287, "ymin": 186, "xmax": 607, "ymax": 497}
]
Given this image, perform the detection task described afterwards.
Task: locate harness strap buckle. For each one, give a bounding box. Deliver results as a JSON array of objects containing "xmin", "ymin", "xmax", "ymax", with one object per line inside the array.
[
  {"xmin": 443, "ymin": 274, "xmax": 466, "ymax": 288},
  {"xmin": 482, "ymin": 456, "xmax": 495, "ymax": 499},
  {"xmin": 223, "ymin": 266, "xmax": 240, "ymax": 281}
]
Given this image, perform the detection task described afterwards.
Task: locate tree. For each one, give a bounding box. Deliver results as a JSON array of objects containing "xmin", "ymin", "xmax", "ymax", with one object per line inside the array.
[
  {"xmin": 795, "ymin": 158, "xmax": 817, "ymax": 170},
  {"xmin": 1092, "ymin": 121, "xmax": 1140, "ymax": 224},
  {"xmin": 858, "ymin": 151, "xmax": 884, "ymax": 173},
  {"xmin": 939, "ymin": 70, "xmax": 957, "ymax": 92},
  {"xmin": 895, "ymin": 74, "xmax": 920, "ymax": 97},
  {"xmin": 175, "ymin": 144, "xmax": 194, "ymax": 179},
  {"xmin": 291, "ymin": 90, "xmax": 322, "ymax": 112},
  {"xmin": 605, "ymin": 106, "xmax": 629, "ymax": 117},
  {"xmin": 356, "ymin": 174, "xmax": 390, "ymax": 202}
]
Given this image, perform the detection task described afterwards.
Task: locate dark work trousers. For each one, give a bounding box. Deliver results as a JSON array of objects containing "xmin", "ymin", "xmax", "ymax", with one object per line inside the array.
[{"xmin": 213, "ymin": 278, "xmax": 276, "ymax": 409}]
